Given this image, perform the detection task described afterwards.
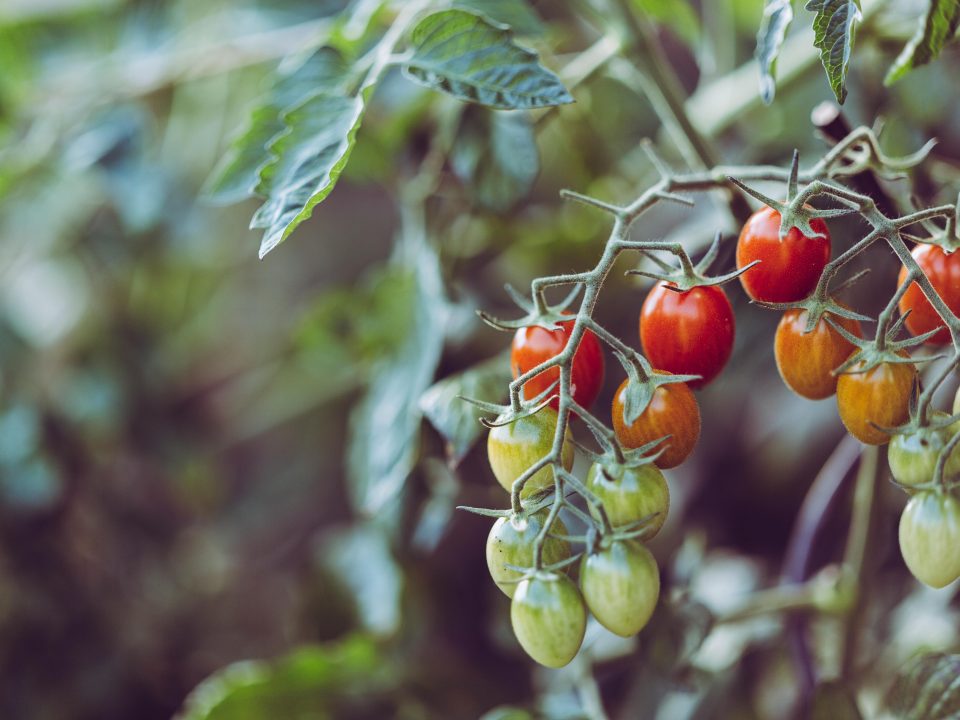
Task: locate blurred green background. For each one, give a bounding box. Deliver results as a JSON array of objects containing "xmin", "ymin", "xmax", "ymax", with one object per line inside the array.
[{"xmin": 2, "ymin": 0, "xmax": 960, "ymax": 718}]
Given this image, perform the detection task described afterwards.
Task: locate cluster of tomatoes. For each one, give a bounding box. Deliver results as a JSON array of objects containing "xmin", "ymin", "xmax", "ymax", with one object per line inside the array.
[{"xmin": 482, "ymin": 203, "xmax": 960, "ymax": 668}]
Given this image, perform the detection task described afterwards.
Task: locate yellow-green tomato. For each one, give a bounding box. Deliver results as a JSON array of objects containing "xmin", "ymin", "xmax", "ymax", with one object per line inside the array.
[
  {"xmin": 898, "ymin": 491, "xmax": 960, "ymax": 588},
  {"xmin": 510, "ymin": 572, "xmax": 586, "ymax": 668},
  {"xmin": 580, "ymin": 539, "xmax": 660, "ymax": 637},
  {"xmin": 888, "ymin": 412, "xmax": 960, "ymax": 488},
  {"xmin": 586, "ymin": 462, "xmax": 670, "ymax": 537},
  {"xmin": 487, "ymin": 407, "xmax": 574, "ymax": 498},
  {"xmin": 486, "ymin": 511, "xmax": 571, "ymax": 598}
]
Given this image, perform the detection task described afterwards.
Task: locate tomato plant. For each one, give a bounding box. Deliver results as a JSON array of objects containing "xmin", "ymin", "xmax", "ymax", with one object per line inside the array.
[
  {"xmin": 897, "ymin": 243, "xmax": 960, "ymax": 345},
  {"xmin": 486, "ymin": 511, "xmax": 571, "ymax": 598},
  {"xmin": 774, "ymin": 308, "xmax": 862, "ymax": 400},
  {"xmin": 639, "ymin": 283, "xmax": 734, "ymax": 389},
  {"xmin": 487, "ymin": 407, "xmax": 575, "ymax": 497},
  {"xmin": 580, "ymin": 539, "xmax": 660, "ymax": 637},
  {"xmin": 586, "ymin": 461, "xmax": 670, "ymax": 537},
  {"xmin": 836, "ymin": 361, "xmax": 916, "ymax": 445},
  {"xmin": 898, "ymin": 491, "xmax": 960, "ymax": 588},
  {"xmin": 736, "ymin": 206, "xmax": 831, "ymax": 303},
  {"xmin": 510, "ymin": 572, "xmax": 587, "ymax": 668},
  {"xmin": 611, "ymin": 376, "xmax": 700, "ymax": 469},
  {"xmin": 888, "ymin": 413, "xmax": 960, "ymax": 489}
]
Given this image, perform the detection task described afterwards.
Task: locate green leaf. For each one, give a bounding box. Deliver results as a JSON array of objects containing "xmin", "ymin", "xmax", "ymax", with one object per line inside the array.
[
  {"xmin": 204, "ymin": 48, "xmax": 350, "ymax": 205},
  {"xmin": 451, "ymin": 106, "xmax": 539, "ymax": 211},
  {"xmin": 804, "ymin": 0, "xmax": 862, "ymax": 104},
  {"xmin": 811, "ymin": 681, "xmax": 863, "ymax": 720},
  {"xmin": 177, "ymin": 636, "xmax": 389, "ymax": 720},
  {"xmin": 453, "ymin": 0, "xmax": 544, "ymax": 35},
  {"xmin": 419, "ymin": 351, "xmax": 510, "ymax": 464},
  {"xmin": 755, "ymin": 0, "xmax": 794, "ymax": 104},
  {"xmin": 885, "ymin": 0, "xmax": 960, "ymax": 85},
  {"xmin": 402, "ymin": 9, "xmax": 573, "ymax": 109},
  {"xmin": 886, "ymin": 652, "xmax": 960, "ymax": 720},
  {"xmin": 631, "ymin": 0, "xmax": 700, "ymax": 46}
]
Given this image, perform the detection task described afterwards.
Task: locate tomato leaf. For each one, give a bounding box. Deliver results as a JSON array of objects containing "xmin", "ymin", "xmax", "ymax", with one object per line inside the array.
[
  {"xmin": 451, "ymin": 106, "xmax": 539, "ymax": 211},
  {"xmin": 453, "ymin": 0, "xmax": 544, "ymax": 35},
  {"xmin": 885, "ymin": 652, "xmax": 960, "ymax": 719},
  {"xmin": 804, "ymin": 0, "xmax": 862, "ymax": 104},
  {"xmin": 402, "ymin": 9, "xmax": 574, "ymax": 109},
  {"xmin": 755, "ymin": 0, "xmax": 794, "ymax": 104},
  {"xmin": 885, "ymin": 0, "xmax": 960, "ymax": 86}
]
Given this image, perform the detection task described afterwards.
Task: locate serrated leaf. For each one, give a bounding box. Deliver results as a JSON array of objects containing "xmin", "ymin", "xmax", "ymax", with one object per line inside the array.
[
  {"xmin": 453, "ymin": 0, "xmax": 543, "ymax": 35},
  {"xmin": 885, "ymin": 0, "xmax": 960, "ymax": 85},
  {"xmin": 886, "ymin": 652, "xmax": 960, "ymax": 720},
  {"xmin": 805, "ymin": 0, "xmax": 862, "ymax": 104},
  {"xmin": 755, "ymin": 0, "xmax": 794, "ymax": 104},
  {"xmin": 204, "ymin": 47, "xmax": 349, "ymax": 205},
  {"xmin": 402, "ymin": 9, "xmax": 573, "ymax": 109},
  {"xmin": 451, "ymin": 106, "xmax": 539, "ymax": 211},
  {"xmin": 631, "ymin": 0, "xmax": 700, "ymax": 46},
  {"xmin": 419, "ymin": 351, "xmax": 510, "ymax": 464}
]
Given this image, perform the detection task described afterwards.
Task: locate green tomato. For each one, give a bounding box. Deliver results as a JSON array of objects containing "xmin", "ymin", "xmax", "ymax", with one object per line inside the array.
[
  {"xmin": 510, "ymin": 572, "xmax": 586, "ymax": 668},
  {"xmin": 888, "ymin": 412, "xmax": 960, "ymax": 488},
  {"xmin": 586, "ymin": 462, "xmax": 669, "ymax": 537},
  {"xmin": 486, "ymin": 510, "xmax": 571, "ymax": 598},
  {"xmin": 487, "ymin": 406, "xmax": 574, "ymax": 498},
  {"xmin": 899, "ymin": 491, "xmax": 960, "ymax": 588},
  {"xmin": 580, "ymin": 539, "xmax": 660, "ymax": 637}
]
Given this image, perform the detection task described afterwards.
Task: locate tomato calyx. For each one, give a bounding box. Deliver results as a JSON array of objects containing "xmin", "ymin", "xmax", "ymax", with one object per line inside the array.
[
  {"xmin": 613, "ymin": 349, "xmax": 699, "ymax": 426},
  {"xmin": 478, "ymin": 283, "xmax": 581, "ymax": 333},
  {"xmin": 503, "ymin": 554, "xmax": 584, "ymax": 580},
  {"xmin": 461, "ymin": 376, "xmax": 561, "ymax": 429},
  {"xmin": 827, "ymin": 312, "xmax": 943, "ymax": 378},
  {"xmin": 627, "ymin": 231, "xmax": 756, "ymax": 292},
  {"xmin": 757, "ymin": 289, "xmax": 871, "ymax": 334}
]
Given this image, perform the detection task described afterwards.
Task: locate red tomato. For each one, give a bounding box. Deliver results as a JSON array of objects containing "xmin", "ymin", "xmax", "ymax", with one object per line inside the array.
[
  {"xmin": 611, "ymin": 376, "xmax": 700, "ymax": 469},
  {"xmin": 511, "ymin": 318, "xmax": 605, "ymax": 409},
  {"xmin": 640, "ymin": 284, "xmax": 734, "ymax": 389},
  {"xmin": 897, "ymin": 244, "xmax": 960, "ymax": 345},
  {"xmin": 736, "ymin": 206, "xmax": 831, "ymax": 303}
]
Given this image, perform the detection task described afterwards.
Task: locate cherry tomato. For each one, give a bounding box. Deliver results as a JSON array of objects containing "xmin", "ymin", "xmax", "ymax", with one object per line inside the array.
[
  {"xmin": 487, "ymin": 406, "xmax": 575, "ymax": 498},
  {"xmin": 486, "ymin": 511, "xmax": 571, "ymax": 598},
  {"xmin": 639, "ymin": 283, "xmax": 734, "ymax": 389},
  {"xmin": 736, "ymin": 206, "xmax": 831, "ymax": 303},
  {"xmin": 511, "ymin": 572, "xmax": 586, "ymax": 667},
  {"xmin": 836, "ymin": 361, "xmax": 916, "ymax": 445},
  {"xmin": 898, "ymin": 491, "xmax": 960, "ymax": 588},
  {"xmin": 897, "ymin": 244, "xmax": 960, "ymax": 345},
  {"xmin": 586, "ymin": 462, "xmax": 669, "ymax": 537},
  {"xmin": 888, "ymin": 412, "xmax": 960, "ymax": 488},
  {"xmin": 774, "ymin": 308, "xmax": 862, "ymax": 400},
  {"xmin": 611, "ymin": 376, "xmax": 700, "ymax": 469},
  {"xmin": 580, "ymin": 539, "xmax": 660, "ymax": 637},
  {"xmin": 511, "ymin": 317, "xmax": 604, "ymax": 409}
]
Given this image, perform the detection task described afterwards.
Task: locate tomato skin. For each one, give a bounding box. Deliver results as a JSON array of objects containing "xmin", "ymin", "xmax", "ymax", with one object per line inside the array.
[
  {"xmin": 774, "ymin": 308, "xmax": 862, "ymax": 400},
  {"xmin": 639, "ymin": 284, "xmax": 734, "ymax": 389},
  {"xmin": 888, "ymin": 412, "xmax": 960, "ymax": 488},
  {"xmin": 486, "ymin": 511, "xmax": 571, "ymax": 598},
  {"xmin": 487, "ymin": 407, "xmax": 575, "ymax": 498},
  {"xmin": 510, "ymin": 573, "xmax": 587, "ymax": 667},
  {"xmin": 586, "ymin": 462, "xmax": 670, "ymax": 537},
  {"xmin": 511, "ymin": 318, "xmax": 605, "ymax": 409},
  {"xmin": 897, "ymin": 244, "xmax": 960, "ymax": 345},
  {"xmin": 736, "ymin": 206, "xmax": 831, "ymax": 303},
  {"xmin": 836, "ymin": 362, "xmax": 916, "ymax": 445},
  {"xmin": 898, "ymin": 491, "xmax": 960, "ymax": 588},
  {"xmin": 580, "ymin": 540, "xmax": 660, "ymax": 637},
  {"xmin": 611, "ymin": 377, "xmax": 700, "ymax": 469}
]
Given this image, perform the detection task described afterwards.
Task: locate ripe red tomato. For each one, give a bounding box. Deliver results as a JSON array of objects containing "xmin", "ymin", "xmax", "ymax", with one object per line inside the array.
[
  {"xmin": 736, "ymin": 206, "xmax": 831, "ymax": 303},
  {"xmin": 836, "ymin": 361, "xmax": 916, "ymax": 445},
  {"xmin": 639, "ymin": 283, "xmax": 734, "ymax": 389},
  {"xmin": 774, "ymin": 308, "xmax": 862, "ymax": 400},
  {"xmin": 897, "ymin": 244, "xmax": 960, "ymax": 345},
  {"xmin": 611, "ymin": 376, "xmax": 700, "ymax": 469},
  {"xmin": 511, "ymin": 317, "xmax": 604, "ymax": 409}
]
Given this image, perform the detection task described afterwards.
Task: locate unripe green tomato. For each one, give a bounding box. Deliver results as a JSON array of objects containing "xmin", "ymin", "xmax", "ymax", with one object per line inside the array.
[
  {"xmin": 888, "ymin": 412, "xmax": 960, "ymax": 488},
  {"xmin": 586, "ymin": 462, "xmax": 670, "ymax": 537},
  {"xmin": 510, "ymin": 572, "xmax": 586, "ymax": 668},
  {"xmin": 954, "ymin": 385, "xmax": 960, "ymax": 415},
  {"xmin": 487, "ymin": 407, "xmax": 574, "ymax": 498},
  {"xmin": 898, "ymin": 491, "xmax": 960, "ymax": 588},
  {"xmin": 580, "ymin": 539, "xmax": 660, "ymax": 637},
  {"xmin": 486, "ymin": 511, "xmax": 571, "ymax": 598}
]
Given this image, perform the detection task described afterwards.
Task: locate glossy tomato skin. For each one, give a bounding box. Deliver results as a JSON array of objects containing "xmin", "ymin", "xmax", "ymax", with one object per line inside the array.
[
  {"xmin": 898, "ymin": 491, "xmax": 960, "ymax": 588},
  {"xmin": 586, "ymin": 462, "xmax": 670, "ymax": 537},
  {"xmin": 511, "ymin": 572, "xmax": 587, "ymax": 667},
  {"xmin": 511, "ymin": 318, "xmax": 604, "ymax": 409},
  {"xmin": 836, "ymin": 361, "xmax": 916, "ymax": 445},
  {"xmin": 580, "ymin": 540, "xmax": 660, "ymax": 637},
  {"xmin": 487, "ymin": 407, "xmax": 574, "ymax": 498},
  {"xmin": 897, "ymin": 244, "xmax": 960, "ymax": 345},
  {"xmin": 611, "ymin": 377, "xmax": 700, "ymax": 469},
  {"xmin": 640, "ymin": 284, "xmax": 734, "ymax": 389},
  {"xmin": 736, "ymin": 206, "xmax": 831, "ymax": 303},
  {"xmin": 888, "ymin": 412, "xmax": 960, "ymax": 489},
  {"xmin": 486, "ymin": 511, "xmax": 571, "ymax": 598},
  {"xmin": 774, "ymin": 308, "xmax": 862, "ymax": 400}
]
